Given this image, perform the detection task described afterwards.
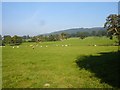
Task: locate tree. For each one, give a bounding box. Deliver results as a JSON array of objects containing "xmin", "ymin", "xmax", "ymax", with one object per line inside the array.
[
  {"xmin": 31, "ymin": 36, "xmax": 37, "ymax": 42},
  {"xmin": 26, "ymin": 35, "xmax": 30, "ymax": 39},
  {"xmin": 0, "ymin": 35, "xmax": 2, "ymax": 46},
  {"xmin": 104, "ymin": 14, "xmax": 120, "ymax": 51},
  {"xmin": 78, "ymin": 32, "xmax": 89, "ymax": 39},
  {"xmin": 11, "ymin": 35, "xmax": 22, "ymax": 45},
  {"xmin": 97, "ymin": 30, "xmax": 107, "ymax": 37},
  {"xmin": 54, "ymin": 34, "xmax": 60, "ymax": 41},
  {"xmin": 60, "ymin": 33, "xmax": 68, "ymax": 40},
  {"xmin": 48, "ymin": 35, "xmax": 55, "ymax": 41},
  {"xmin": 3, "ymin": 35, "xmax": 12, "ymax": 44}
]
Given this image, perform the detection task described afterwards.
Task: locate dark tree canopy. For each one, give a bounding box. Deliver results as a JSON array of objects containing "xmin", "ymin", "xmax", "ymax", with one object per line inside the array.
[{"xmin": 104, "ymin": 14, "xmax": 120, "ymax": 46}]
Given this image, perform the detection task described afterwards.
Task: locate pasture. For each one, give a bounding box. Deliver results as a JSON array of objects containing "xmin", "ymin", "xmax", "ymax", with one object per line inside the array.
[{"xmin": 2, "ymin": 37, "xmax": 119, "ymax": 88}]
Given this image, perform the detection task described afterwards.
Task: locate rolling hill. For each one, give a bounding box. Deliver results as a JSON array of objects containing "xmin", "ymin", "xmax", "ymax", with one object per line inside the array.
[{"xmin": 43, "ymin": 27, "xmax": 106, "ymax": 35}]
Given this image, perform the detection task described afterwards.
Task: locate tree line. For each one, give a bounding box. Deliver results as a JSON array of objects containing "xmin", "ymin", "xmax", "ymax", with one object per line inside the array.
[
  {"xmin": 0, "ymin": 30, "xmax": 107, "ymax": 46},
  {"xmin": 0, "ymin": 35, "xmax": 22, "ymax": 46},
  {"xmin": 69, "ymin": 30, "xmax": 107, "ymax": 39}
]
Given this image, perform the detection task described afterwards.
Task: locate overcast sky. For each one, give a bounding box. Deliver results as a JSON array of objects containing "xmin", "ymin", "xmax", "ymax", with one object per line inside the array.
[{"xmin": 2, "ymin": 2, "xmax": 118, "ymax": 36}]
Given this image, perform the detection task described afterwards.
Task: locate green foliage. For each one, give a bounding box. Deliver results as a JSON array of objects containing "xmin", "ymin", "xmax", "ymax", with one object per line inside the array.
[
  {"xmin": 77, "ymin": 32, "xmax": 89, "ymax": 39},
  {"xmin": 11, "ymin": 35, "xmax": 22, "ymax": 45},
  {"xmin": 51, "ymin": 34, "xmax": 58, "ymax": 41},
  {"xmin": 96, "ymin": 30, "xmax": 107, "ymax": 37},
  {"xmin": 3, "ymin": 35, "xmax": 12, "ymax": 44},
  {"xmin": 104, "ymin": 14, "xmax": 120, "ymax": 46},
  {"xmin": 60, "ymin": 33, "xmax": 68, "ymax": 40},
  {"xmin": 0, "ymin": 35, "xmax": 2, "ymax": 46},
  {"xmin": 3, "ymin": 35, "xmax": 22, "ymax": 46}
]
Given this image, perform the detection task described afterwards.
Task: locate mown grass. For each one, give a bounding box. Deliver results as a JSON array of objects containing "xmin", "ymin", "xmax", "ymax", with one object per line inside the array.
[{"xmin": 2, "ymin": 36, "xmax": 119, "ymax": 88}]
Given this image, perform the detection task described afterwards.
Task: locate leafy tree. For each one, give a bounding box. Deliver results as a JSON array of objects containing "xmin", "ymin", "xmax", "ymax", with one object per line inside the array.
[
  {"xmin": 26, "ymin": 35, "xmax": 30, "ymax": 39},
  {"xmin": 22, "ymin": 35, "xmax": 27, "ymax": 39},
  {"xmin": 3, "ymin": 35, "xmax": 22, "ymax": 45},
  {"xmin": 70, "ymin": 33, "xmax": 76, "ymax": 37},
  {"xmin": 3, "ymin": 35, "xmax": 12, "ymax": 44},
  {"xmin": 22, "ymin": 35, "xmax": 31, "ymax": 42},
  {"xmin": 0, "ymin": 35, "xmax": 2, "ymax": 46},
  {"xmin": 104, "ymin": 14, "xmax": 120, "ymax": 46},
  {"xmin": 48, "ymin": 35, "xmax": 55, "ymax": 41},
  {"xmin": 96, "ymin": 30, "xmax": 107, "ymax": 37},
  {"xmin": 77, "ymin": 32, "xmax": 89, "ymax": 39},
  {"xmin": 37, "ymin": 35, "xmax": 46, "ymax": 42},
  {"xmin": 54, "ymin": 34, "xmax": 60, "ymax": 41},
  {"xmin": 31, "ymin": 36, "xmax": 37, "ymax": 42},
  {"xmin": 45, "ymin": 36, "xmax": 49, "ymax": 41},
  {"xmin": 60, "ymin": 33, "xmax": 68, "ymax": 40},
  {"xmin": 11, "ymin": 35, "xmax": 22, "ymax": 45},
  {"xmin": 76, "ymin": 32, "xmax": 80, "ymax": 37}
]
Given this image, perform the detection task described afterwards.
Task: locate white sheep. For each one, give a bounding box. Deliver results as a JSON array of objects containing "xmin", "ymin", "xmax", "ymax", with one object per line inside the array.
[
  {"xmin": 30, "ymin": 45, "xmax": 33, "ymax": 47},
  {"xmin": 17, "ymin": 46, "xmax": 19, "ymax": 48},
  {"xmin": 44, "ymin": 83, "xmax": 50, "ymax": 87},
  {"xmin": 65, "ymin": 45, "xmax": 68, "ymax": 47}
]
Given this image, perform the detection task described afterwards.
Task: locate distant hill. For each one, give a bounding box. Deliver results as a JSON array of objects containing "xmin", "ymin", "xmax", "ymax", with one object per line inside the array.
[{"xmin": 42, "ymin": 27, "xmax": 106, "ymax": 35}]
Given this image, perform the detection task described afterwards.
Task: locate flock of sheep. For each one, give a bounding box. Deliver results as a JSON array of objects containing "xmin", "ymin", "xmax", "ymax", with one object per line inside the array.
[
  {"xmin": 1, "ymin": 44, "xmax": 97, "ymax": 49},
  {"xmin": 0, "ymin": 44, "xmax": 71, "ymax": 49},
  {"xmin": 29, "ymin": 44, "xmax": 71, "ymax": 49},
  {"xmin": 12, "ymin": 46, "xmax": 19, "ymax": 48}
]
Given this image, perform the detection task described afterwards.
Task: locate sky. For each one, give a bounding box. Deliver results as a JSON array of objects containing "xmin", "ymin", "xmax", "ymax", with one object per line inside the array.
[{"xmin": 2, "ymin": 2, "xmax": 118, "ymax": 36}]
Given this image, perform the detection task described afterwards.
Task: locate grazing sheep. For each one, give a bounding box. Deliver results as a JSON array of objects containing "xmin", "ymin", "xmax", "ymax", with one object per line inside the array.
[
  {"xmin": 40, "ymin": 46, "xmax": 42, "ymax": 47},
  {"xmin": 30, "ymin": 45, "xmax": 33, "ymax": 47},
  {"xmin": 94, "ymin": 45, "xmax": 97, "ymax": 46},
  {"xmin": 1, "ymin": 46, "xmax": 5, "ymax": 47},
  {"xmin": 65, "ymin": 45, "xmax": 68, "ymax": 47},
  {"xmin": 12, "ymin": 46, "xmax": 14, "ymax": 48},
  {"xmin": 56, "ymin": 45, "xmax": 58, "ymax": 46},
  {"xmin": 46, "ymin": 45, "xmax": 48, "ymax": 47},
  {"xmin": 44, "ymin": 83, "xmax": 50, "ymax": 87},
  {"xmin": 17, "ymin": 46, "xmax": 19, "ymax": 48},
  {"xmin": 62, "ymin": 45, "xmax": 64, "ymax": 47}
]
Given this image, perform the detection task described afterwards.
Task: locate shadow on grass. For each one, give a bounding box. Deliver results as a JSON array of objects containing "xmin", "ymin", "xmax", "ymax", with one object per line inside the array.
[{"xmin": 75, "ymin": 51, "xmax": 120, "ymax": 88}]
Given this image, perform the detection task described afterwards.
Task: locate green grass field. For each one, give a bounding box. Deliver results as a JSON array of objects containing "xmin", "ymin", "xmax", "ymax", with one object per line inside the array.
[{"xmin": 2, "ymin": 36, "xmax": 119, "ymax": 88}]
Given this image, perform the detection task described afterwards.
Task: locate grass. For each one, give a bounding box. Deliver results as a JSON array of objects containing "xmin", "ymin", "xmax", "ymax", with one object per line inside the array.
[
  {"xmin": 2, "ymin": 36, "xmax": 119, "ymax": 88},
  {"xmin": 76, "ymin": 52, "xmax": 120, "ymax": 88}
]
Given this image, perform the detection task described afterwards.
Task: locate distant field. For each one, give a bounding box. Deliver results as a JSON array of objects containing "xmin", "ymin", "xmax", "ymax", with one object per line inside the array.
[{"xmin": 2, "ymin": 36, "xmax": 119, "ymax": 88}]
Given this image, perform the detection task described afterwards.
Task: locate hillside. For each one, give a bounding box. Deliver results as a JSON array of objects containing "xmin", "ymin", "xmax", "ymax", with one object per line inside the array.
[{"xmin": 43, "ymin": 27, "xmax": 106, "ymax": 35}]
